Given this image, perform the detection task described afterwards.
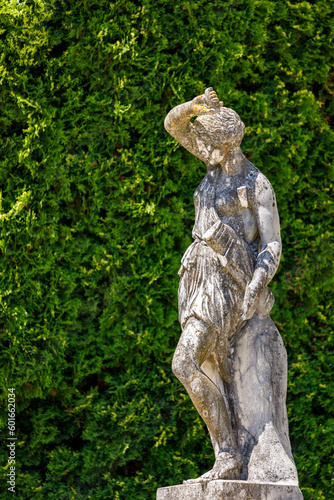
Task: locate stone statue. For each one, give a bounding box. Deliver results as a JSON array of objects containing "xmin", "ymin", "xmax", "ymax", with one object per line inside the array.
[{"xmin": 157, "ymin": 88, "xmax": 303, "ymax": 499}]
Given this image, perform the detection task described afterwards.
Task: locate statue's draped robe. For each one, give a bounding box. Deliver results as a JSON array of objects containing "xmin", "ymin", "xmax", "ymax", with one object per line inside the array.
[{"xmin": 178, "ymin": 169, "xmax": 256, "ymax": 337}]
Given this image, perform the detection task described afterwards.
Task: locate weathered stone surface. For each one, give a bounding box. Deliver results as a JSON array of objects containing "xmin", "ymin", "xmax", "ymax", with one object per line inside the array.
[
  {"xmin": 157, "ymin": 480, "xmax": 303, "ymax": 500},
  {"xmin": 160, "ymin": 87, "xmax": 301, "ymax": 492},
  {"xmin": 199, "ymin": 314, "xmax": 298, "ymax": 483}
]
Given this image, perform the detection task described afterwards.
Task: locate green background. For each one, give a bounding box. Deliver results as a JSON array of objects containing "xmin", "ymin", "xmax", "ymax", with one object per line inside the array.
[{"xmin": 0, "ymin": 0, "xmax": 333, "ymax": 498}]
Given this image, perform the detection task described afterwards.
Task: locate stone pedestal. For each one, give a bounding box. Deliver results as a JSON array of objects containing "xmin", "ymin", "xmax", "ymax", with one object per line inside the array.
[{"xmin": 156, "ymin": 480, "xmax": 303, "ymax": 500}]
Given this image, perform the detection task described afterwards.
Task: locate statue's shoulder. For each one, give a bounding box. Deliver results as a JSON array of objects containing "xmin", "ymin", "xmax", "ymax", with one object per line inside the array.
[{"xmin": 244, "ymin": 162, "xmax": 275, "ymax": 207}]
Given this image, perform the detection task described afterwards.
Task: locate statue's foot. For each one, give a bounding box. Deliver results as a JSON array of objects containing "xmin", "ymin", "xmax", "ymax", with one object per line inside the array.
[{"xmin": 183, "ymin": 450, "xmax": 243, "ymax": 484}]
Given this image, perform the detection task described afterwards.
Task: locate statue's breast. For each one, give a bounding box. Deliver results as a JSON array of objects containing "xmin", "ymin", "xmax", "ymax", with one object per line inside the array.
[
  {"xmin": 215, "ymin": 185, "xmax": 242, "ymax": 216},
  {"xmin": 215, "ymin": 183, "xmax": 258, "ymax": 244}
]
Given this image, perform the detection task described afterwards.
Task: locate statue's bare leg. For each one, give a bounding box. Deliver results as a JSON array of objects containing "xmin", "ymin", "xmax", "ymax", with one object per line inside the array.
[{"xmin": 172, "ymin": 316, "xmax": 243, "ymax": 482}]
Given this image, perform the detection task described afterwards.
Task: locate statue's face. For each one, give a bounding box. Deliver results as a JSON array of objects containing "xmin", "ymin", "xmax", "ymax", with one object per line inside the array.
[{"xmin": 195, "ymin": 137, "xmax": 226, "ymax": 166}]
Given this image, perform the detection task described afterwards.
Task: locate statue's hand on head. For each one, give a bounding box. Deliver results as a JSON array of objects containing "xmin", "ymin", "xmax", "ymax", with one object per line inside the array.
[{"xmin": 191, "ymin": 87, "xmax": 223, "ymax": 116}]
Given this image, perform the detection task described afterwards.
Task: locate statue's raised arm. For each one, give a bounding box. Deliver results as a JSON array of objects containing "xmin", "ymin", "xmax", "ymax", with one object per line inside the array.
[{"xmin": 164, "ymin": 88, "xmax": 223, "ymax": 163}]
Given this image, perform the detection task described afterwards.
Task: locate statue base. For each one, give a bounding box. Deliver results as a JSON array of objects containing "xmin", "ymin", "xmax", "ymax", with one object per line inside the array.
[{"xmin": 156, "ymin": 480, "xmax": 303, "ymax": 499}]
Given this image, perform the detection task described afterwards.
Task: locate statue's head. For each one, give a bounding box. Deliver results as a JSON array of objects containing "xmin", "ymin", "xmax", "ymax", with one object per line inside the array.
[
  {"xmin": 194, "ymin": 107, "xmax": 245, "ymax": 148},
  {"xmin": 192, "ymin": 107, "xmax": 245, "ymax": 165}
]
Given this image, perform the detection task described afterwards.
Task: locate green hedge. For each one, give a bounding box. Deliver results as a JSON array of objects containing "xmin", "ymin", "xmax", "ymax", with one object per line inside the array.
[{"xmin": 0, "ymin": 0, "xmax": 333, "ymax": 498}]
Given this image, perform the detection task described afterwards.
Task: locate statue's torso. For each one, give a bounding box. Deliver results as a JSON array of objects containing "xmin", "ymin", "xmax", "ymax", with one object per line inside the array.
[{"xmin": 193, "ymin": 162, "xmax": 260, "ymax": 250}]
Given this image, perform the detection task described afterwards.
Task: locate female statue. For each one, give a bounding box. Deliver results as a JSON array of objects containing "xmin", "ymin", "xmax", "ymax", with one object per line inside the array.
[{"xmin": 164, "ymin": 88, "xmax": 299, "ymax": 485}]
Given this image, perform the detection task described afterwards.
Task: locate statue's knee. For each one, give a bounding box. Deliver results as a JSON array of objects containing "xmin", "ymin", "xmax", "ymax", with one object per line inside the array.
[
  {"xmin": 172, "ymin": 351, "xmax": 191, "ymax": 385},
  {"xmin": 172, "ymin": 352, "xmax": 183, "ymax": 380}
]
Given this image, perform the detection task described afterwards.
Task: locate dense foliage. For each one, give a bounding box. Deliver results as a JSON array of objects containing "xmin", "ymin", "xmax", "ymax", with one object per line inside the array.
[{"xmin": 0, "ymin": 0, "xmax": 333, "ymax": 498}]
